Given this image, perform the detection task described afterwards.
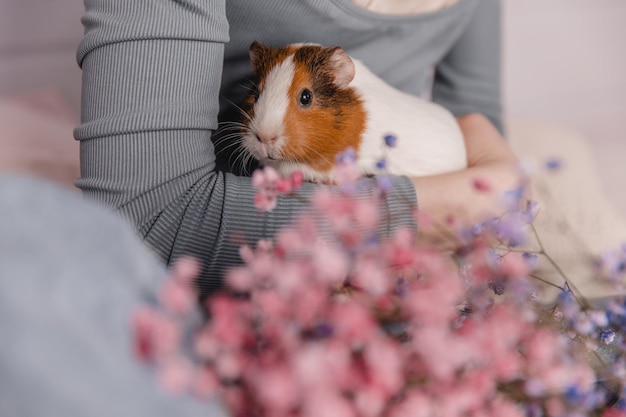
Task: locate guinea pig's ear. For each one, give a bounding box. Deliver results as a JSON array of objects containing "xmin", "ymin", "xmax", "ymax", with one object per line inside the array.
[
  {"xmin": 249, "ymin": 41, "xmax": 266, "ymax": 74},
  {"xmin": 328, "ymin": 47, "xmax": 355, "ymax": 89}
]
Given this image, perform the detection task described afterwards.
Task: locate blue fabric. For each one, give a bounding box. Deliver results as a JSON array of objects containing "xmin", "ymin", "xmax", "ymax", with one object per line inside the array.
[{"xmin": 0, "ymin": 176, "xmax": 224, "ymax": 416}]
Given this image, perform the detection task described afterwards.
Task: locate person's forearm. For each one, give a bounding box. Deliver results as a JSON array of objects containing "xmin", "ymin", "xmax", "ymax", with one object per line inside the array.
[{"xmin": 411, "ymin": 113, "xmax": 520, "ymax": 247}]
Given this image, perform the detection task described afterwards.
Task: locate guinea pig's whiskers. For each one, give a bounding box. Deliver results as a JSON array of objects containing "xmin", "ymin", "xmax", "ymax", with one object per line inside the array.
[
  {"xmin": 224, "ymin": 98, "xmax": 253, "ymax": 124},
  {"xmin": 216, "ymin": 124, "xmax": 246, "ymax": 134},
  {"xmin": 216, "ymin": 120, "xmax": 249, "ymax": 134},
  {"xmin": 238, "ymin": 82, "xmax": 258, "ymax": 95},
  {"xmin": 214, "ymin": 132, "xmax": 246, "ymax": 148},
  {"xmin": 299, "ymin": 141, "xmax": 330, "ymax": 165},
  {"xmin": 213, "ymin": 123, "xmax": 250, "ymax": 171},
  {"xmin": 231, "ymin": 147, "xmax": 255, "ymax": 177}
]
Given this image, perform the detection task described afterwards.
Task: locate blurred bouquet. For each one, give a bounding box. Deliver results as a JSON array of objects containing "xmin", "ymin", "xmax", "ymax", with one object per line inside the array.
[{"xmin": 133, "ymin": 143, "xmax": 626, "ymax": 417}]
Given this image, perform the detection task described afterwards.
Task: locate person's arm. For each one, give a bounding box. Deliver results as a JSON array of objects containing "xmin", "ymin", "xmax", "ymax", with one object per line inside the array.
[
  {"xmin": 432, "ymin": 0, "xmax": 503, "ymax": 134},
  {"xmin": 411, "ymin": 113, "xmax": 520, "ymax": 248},
  {"xmin": 75, "ymin": 0, "xmax": 417, "ymax": 292},
  {"xmin": 410, "ymin": 0, "xmax": 519, "ymax": 247}
]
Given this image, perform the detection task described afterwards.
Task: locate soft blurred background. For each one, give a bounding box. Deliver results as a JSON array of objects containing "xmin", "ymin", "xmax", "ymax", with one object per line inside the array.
[
  {"xmin": 0, "ymin": 0, "xmax": 624, "ymax": 214},
  {"xmin": 503, "ymin": 0, "xmax": 626, "ymax": 215}
]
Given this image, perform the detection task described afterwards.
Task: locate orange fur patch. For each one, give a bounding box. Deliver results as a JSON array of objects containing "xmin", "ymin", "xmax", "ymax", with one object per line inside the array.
[{"xmin": 282, "ymin": 50, "xmax": 366, "ymax": 173}]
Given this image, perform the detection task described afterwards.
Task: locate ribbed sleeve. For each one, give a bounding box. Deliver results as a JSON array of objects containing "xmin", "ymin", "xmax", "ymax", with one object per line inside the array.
[
  {"xmin": 75, "ymin": 0, "xmax": 417, "ymax": 293},
  {"xmin": 76, "ymin": 0, "xmax": 230, "ymax": 66},
  {"xmin": 432, "ymin": 0, "xmax": 503, "ymax": 133}
]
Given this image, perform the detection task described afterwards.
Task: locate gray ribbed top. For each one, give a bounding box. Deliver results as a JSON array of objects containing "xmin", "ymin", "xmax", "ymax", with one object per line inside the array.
[{"xmin": 75, "ymin": 0, "xmax": 501, "ymax": 292}]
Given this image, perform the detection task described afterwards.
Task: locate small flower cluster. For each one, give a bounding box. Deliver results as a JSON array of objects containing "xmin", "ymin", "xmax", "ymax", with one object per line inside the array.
[
  {"xmin": 594, "ymin": 244, "xmax": 626, "ymax": 288},
  {"xmin": 134, "ymin": 206, "xmax": 609, "ymax": 416},
  {"xmin": 133, "ymin": 135, "xmax": 626, "ymax": 417},
  {"xmin": 550, "ymin": 288, "xmax": 626, "ymax": 409},
  {"xmin": 252, "ymin": 167, "xmax": 304, "ymax": 212}
]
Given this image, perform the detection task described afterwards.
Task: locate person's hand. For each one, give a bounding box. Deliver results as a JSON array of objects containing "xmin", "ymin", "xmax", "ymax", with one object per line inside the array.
[{"xmin": 411, "ymin": 113, "xmax": 522, "ymax": 248}]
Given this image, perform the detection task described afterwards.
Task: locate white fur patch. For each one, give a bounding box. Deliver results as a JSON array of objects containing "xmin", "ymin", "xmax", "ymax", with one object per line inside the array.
[{"xmin": 250, "ymin": 55, "xmax": 294, "ymax": 147}]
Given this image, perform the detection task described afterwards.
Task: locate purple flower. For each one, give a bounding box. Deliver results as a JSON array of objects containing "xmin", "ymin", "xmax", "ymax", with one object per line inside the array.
[
  {"xmin": 488, "ymin": 280, "xmax": 506, "ymax": 295},
  {"xmin": 492, "ymin": 212, "xmax": 529, "ymax": 247},
  {"xmin": 376, "ymin": 158, "xmax": 387, "ymax": 170},
  {"xmin": 336, "ymin": 147, "xmax": 357, "ymax": 165},
  {"xmin": 470, "ymin": 223, "xmax": 483, "ymax": 236},
  {"xmin": 395, "ymin": 276, "xmax": 409, "ymax": 297},
  {"xmin": 313, "ymin": 323, "xmax": 334, "ymax": 339},
  {"xmin": 383, "ymin": 133, "xmax": 397, "ymax": 148},
  {"xmin": 502, "ymin": 186, "xmax": 525, "ymax": 210},
  {"xmin": 525, "ymin": 403, "xmax": 543, "ymax": 417},
  {"xmin": 376, "ymin": 175, "xmax": 395, "ymax": 193},
  {"xmin": 523, "ymin": 252, "xmax": 539, "ymax": 269},
  {"xmin": 556, "ymin": 288, "xmax": 580, "ymax": 320},
  {"xmin": 545, "ymin": 157, "xmax": 563, "ymax": 171},
  {"xmin": 565, "ymin": 386, "xmax": 585, "ymax": 404},
  {"xmin": 600, "ymin": 329, "xmax": 616, "ymax": 345}
]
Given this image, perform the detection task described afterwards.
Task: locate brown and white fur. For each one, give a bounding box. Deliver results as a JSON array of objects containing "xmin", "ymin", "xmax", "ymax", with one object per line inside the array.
[{"xmin": 241, "ymin": 42, "xmax": 467, "ymax": 182}]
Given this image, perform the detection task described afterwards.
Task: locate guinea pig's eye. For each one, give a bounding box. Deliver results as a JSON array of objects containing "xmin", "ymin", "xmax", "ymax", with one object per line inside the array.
[
  {"xmin": 299, "ymin": 89, "xmax": 313, "ymax": 107},
  {"xmin": 252, "ymin": 88, "xmax": 260, "ymax": 103}
]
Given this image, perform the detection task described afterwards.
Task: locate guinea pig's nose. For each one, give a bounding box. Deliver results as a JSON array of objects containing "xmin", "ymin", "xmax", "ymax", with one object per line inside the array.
[{"xmin": 257, "ymin": 134, "xmax": 277, "ymax": 144}]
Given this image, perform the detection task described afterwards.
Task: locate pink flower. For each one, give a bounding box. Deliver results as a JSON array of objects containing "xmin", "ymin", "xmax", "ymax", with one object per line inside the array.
[
  {"xmin": 222, "ymin": 387, "xmax": 247, "ymax": 417},
  {"xmin": 225, "ymin": 267, "xmax": 254, "ymax": 292},
  {"xmin": 487, "ymin": 396, "xmax": 526, "ymax": 417},
  {"xmin": 158, "ymin": 256, "xmax": 200, "ymax": 315},
  {"xmin": 403, "ymin": 275, "xmax": 463, "ymax": 326},
  {"xmin": 132, "ymin": 305, "xmax": 159, "ymax": 361},
  {"xmin": 214, "ymin": 351, "xmax": 245, "ymax": 380},
  {"xmin": 382, "ymin": 227, "xmax": 418, "ymax": 268},
  {"xmin": 293, "ymin": 344, "xmax": 347, "ymax": 389},
  {"xmin": 354, "ymin": 386, "xmax": 387, "ymax": 417},
  {"xmin": 363, "ymin": 337, "xmax": 404, "ymax": 396},
  {"xmin": 206, "ymin": 296, "xmax": 251, "ymax": 348},
  {"xmin": 156, "ymin": 357, "xmax": 193, "ymax": 394},
  {"xmin": 411, "ymin": 327, "xmax": 471, "ymax": 380},
  {"xmin": 252, "ymin": 165, "xmax": 280, "ymax": 188},
  {"xmin": 313, "ymin": 241, "xmax": 349, "ymax": 285},
  {"xmin": 252, "ymin": 166, "xmax": 302, "ymax": 212},
  {"xmin": 351, "ymin": 257, "xmax": 391, "ymax": 295},
  {"xmin": 331, "ymin": 301, "xmax": 378, "ymax": 345},
  {"xmin": 352, "ymin": 199, "xmax": 380, "ymax": 230},
  {"xmin": 169, "ymin": 256, "xmax": 201, "ymax": 285},
  {"xmin": 158, "ymin": 276, "xmax": 197, "ymax": 316},
  {"xmin": 191, "ymin": 366, "xmax": 220, "ymax": 399},
  {"xmin": 274, "ymin": 261, "xmax": 313, "ymax": 295},
  {"xmin": 193, "ymin": 328, "xmax": 220, "ymax": 360},
  {"xmin": 389, "ymin": 391, "xmax": 435, "ymax": 417},
  {"xmin": 292, "ymin": 282, "xmax": 329, "ymax": 326},
  {"xmin": 276, "ymin": 217, "xmax": 319, "ymax": 257},
  {"xmin": 500, "ymin": 252, "xmax": 530, "ymax": 279},
  {"xmin": 290, "ymin": 170, "xmax": 304, "ymax": 189},
  {"xmin": 252, "ymin": 290, "xmax": 290, "ymax": 320},
  {"xmin": 302, "ymin": 388, "xmax": 356, "ymax": 417},
  {"xmin": 250, "ymin": 365, "xmax": 299, "ymax": 414},
  {"xmin": 132, "ymin": 306, "xmax": 182, "ymax": 361},
  {"xmin": 473, "ymin": 177, "xmax": 492, "ymax": 192},
  {"xmin": 603, "ymin": 409, "xmax": 626, "ymax": 417},
  {"xmin": 254, "ymin": 191, "xmax": 278, "ymax": 212}
]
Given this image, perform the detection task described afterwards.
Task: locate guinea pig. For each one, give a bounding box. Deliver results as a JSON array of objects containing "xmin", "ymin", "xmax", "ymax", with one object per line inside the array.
[{"xmin": 240, "ymin": 41, "xmax": 467, "ymax": 183}]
